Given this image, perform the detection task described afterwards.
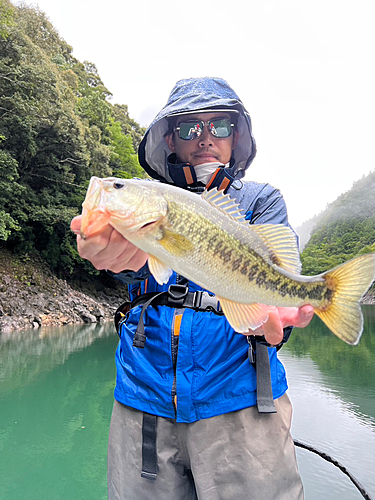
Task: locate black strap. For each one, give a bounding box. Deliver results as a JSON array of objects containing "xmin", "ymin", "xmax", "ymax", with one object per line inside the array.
[
  {"xmin": 141, "ymin": 413, "xmax": 158, "ymax": 480},
  {"xmin": 132, "ymin": 285, "xmax": 223, "ymax": 348},
  {"xmin": 131, "ymin": 286, "xmax": 223, "ymax": 314},
  {"xmin": 133, "ymin": 291, "xmax": 166, "ymax": 348},
  {"xmin": 130, "ymin": 286, "xmax": 276, "ymax": 414},
  {"xmin": 255, "ymin": 343, "xmax": 277, "ymax": 413}
]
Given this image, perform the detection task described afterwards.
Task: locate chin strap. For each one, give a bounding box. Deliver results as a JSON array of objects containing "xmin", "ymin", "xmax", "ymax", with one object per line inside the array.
[
  {"xmin": 167, "ymin": 154, "xmax": 235, "ymax": 193},
  {"xmin": 167, "ymin": 155, "xmax": 200, "ymax": 188},
  {"xmin": 194, "ymin": 161, "xmax": 229, "ymax": 184},
  {"xmin": 205, "ymin": 167, "xmax": 235, "ymax": 192}
]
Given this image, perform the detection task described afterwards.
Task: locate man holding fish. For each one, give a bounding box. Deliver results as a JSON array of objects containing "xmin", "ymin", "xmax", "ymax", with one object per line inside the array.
[{"xmin": 71, "ymin": 77, "xmax": 374, "ymax": 499}]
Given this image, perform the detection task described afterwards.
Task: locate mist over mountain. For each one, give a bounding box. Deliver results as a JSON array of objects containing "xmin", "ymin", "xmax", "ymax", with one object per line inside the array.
[
  {"xmin": 296, "ymin": 170, "xmax": 375, "ymax": 250},
  {"xmin": 297, "ymin": 170, "xmax": 375, "ymax": 276},
  {"xmin": 295, "ymin": 215, "xmax": 320, "ymax": 251}
]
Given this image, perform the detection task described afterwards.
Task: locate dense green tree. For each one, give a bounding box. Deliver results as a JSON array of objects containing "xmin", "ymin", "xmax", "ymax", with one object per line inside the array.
[
  {"xmin": 107, "ymin": 118, "xmax": 143, "ymax": 178},
  {"xmin": 0, "ymin": 2, "xmax": 145, "ymax": 276},
  {"xmin": 0, "ymin": 0, "xmax": 14, "ymax": 40},
  {"xmin": 111, "ymin": 103, "xmax": 146, "ymax": 151},
  {"xmin": 0, "ymin": 148, "xmax": 24, "ymax": 240}
]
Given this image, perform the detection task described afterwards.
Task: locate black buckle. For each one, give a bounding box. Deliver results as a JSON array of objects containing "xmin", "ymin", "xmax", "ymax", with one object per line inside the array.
[
  {"xmin": 193, "ymin": 291, "xmax": 223, "ymax": 314},
  {"xmin": 247, "ymin": 336, "xmax": 256, "ymax": 364},
  {"xmin": 193, "ymin": 290, "xmax": 203, "ymax": 308},
  {"xmin": 167, "ymin": 284, "xmax": 188, "ymax": 307}
]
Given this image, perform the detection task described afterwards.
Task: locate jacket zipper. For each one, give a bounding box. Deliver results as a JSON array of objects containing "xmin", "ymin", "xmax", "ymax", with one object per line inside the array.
[
  {"xmin": 171, "ymin": 275, "xmax": 188, "ymax": 417},
  {"xmin": 171, "ymin": 308, "xmax": 184, "ymax": 417},
  {"xmin": 171, "ymin": 310, "xmax": 179, "ymax": 417}
]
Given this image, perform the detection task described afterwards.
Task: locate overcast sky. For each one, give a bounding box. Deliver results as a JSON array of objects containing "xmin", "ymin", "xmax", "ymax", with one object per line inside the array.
[{"xmin": 22, "ymin": 0, "xmax": 375, "ymax": 228}]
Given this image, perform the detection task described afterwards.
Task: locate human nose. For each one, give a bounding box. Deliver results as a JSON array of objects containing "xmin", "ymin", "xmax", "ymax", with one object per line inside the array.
[{"xmin": 198, "ymin": 124, "xmax": 214, "ymax": 147}]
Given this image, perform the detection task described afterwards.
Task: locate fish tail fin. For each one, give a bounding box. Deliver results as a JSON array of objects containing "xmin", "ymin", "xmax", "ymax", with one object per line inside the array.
[{"xmin": 315, "ymin": 253, "xmax": 375, "ymax": 345}]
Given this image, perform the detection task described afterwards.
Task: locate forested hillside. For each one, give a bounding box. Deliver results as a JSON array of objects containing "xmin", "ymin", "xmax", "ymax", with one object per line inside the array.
[
  {"xmin": 0, "ymin": 0, "xmax": 146, "ymax": 277},
  {"xmin": 0, "ymin": 0, "xmax": 374, "ymax": 296},
  {"xmin": 301, "ymin": 170, "xmax": 375, "ymax": 278}
]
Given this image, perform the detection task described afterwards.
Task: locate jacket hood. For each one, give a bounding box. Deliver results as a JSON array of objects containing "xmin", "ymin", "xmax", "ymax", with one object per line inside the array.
[{"xmin": 138, "ymin": 77, "xmax": 257, "ymax": 184}]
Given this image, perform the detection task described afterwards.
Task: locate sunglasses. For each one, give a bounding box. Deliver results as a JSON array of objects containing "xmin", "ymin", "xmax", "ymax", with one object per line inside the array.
[{"xmin": 174, "ymin": 118, "xmax": 235, "ymax": 141}]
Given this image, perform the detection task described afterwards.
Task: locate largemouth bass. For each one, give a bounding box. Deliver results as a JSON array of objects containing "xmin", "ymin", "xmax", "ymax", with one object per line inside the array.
[{"xmin": 80, "ymin": 177, "xmax": 375, "ymax": 345}]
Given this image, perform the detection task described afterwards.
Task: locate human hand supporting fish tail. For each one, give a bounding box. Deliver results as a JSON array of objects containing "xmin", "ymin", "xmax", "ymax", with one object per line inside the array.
[{"xmin": 251, "ymin": 305, "xmax": 315, "ymax": 345}]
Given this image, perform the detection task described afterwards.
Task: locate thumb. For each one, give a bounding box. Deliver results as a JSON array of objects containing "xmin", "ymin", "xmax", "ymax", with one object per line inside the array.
[
  {"xmin": 262, "ymin": 308, "xmax": 284, "ymax": 346},
  {"xmin": 70, "ymin": 215, "xmax": 82, "ymax": 234},
  {"xmin": 277, "ymin": 305, "xmax": 314, "ymax": 329}
]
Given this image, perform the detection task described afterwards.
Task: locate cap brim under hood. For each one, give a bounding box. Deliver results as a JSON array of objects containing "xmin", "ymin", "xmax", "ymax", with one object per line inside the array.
[{"xmin": 138, "ymin": 77, "xmax": 257, "ymax": 183}]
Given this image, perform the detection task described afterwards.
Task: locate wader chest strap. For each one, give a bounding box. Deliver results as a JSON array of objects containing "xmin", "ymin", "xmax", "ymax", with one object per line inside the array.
[{"xmin": 141, "ymin": 413, "xmax": 158, "ymax": 480}]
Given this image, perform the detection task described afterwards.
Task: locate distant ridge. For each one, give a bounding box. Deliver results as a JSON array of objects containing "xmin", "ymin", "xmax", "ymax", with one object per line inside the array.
[
  {"xmin": 296, "ymin": 169, "xmax": 375, "ymax": 252},
  {"xmin": 297, "ymin": 170, "xmax": 375, "ymax": 280}
]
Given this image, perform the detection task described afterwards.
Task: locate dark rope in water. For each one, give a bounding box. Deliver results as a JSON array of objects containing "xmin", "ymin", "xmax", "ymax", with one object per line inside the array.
[{"xmin": 294, "ymin": 439, "xmax": 373, "ymax": 500}]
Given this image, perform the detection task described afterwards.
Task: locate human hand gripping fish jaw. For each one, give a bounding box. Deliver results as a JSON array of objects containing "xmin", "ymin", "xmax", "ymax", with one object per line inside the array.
[{"xmin": 77, "ymin": 175, "xmax": 375, "ymax": 346}]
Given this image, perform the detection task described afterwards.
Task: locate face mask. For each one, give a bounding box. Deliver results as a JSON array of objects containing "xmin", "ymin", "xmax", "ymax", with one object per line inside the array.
[{"xmin": 194, "ymin": 162, "xmax": 230, "ymax": 185}]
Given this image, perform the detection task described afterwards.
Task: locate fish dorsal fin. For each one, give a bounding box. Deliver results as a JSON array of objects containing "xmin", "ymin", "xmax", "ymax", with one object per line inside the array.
[
  {"xmin": 250, "ymin": 224, "xmax": 302, "ymax": 274},
  {"xmin": 218, "ymin": 297, "xmax": 269, "ymax": 332},
  {"xmin": 148, "ymin": 255, "xmax": 173, "ymax": 285},
  {"xmin": 202, "ymin": 188, "xmax": 247, "ymax": 224}
]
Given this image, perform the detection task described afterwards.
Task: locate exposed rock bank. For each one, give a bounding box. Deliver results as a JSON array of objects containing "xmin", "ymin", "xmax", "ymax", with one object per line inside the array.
[
  {"xmin": 361, "ymin": 294, "xmax": 375, "ymax": 305},
  {"xmin": 0, "ymin": 250, "xmax": 128, "ymax": 334},
  {"xmin": 1, "ymin": 249, "xmax": 374, "ymax": 334}
]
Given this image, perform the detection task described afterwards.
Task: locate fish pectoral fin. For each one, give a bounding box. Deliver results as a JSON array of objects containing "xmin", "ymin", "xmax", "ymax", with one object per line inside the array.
[
  {"xmin": 158, "ymin": 228, "xmax": 194, "ymax": 257},
  {"xmin": 148, "ymin": 255, "xmax": 173, "ymax": 285},
  {"xmin": 218, "ymin": 298, "xmax": 269, "ymax": 333},
  {"xmin": 250, "ymin": 224, "xmax": 302, "ymax": 274}
]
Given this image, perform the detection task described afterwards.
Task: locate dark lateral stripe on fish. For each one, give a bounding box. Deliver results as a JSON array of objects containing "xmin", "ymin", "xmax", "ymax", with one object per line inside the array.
[{"xmin": 170, "ymin": 204, "xmax": 330, "ymax": 302}]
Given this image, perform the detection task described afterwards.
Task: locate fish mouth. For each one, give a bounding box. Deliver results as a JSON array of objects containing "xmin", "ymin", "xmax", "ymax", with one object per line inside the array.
[
  {"xmin": 80, "ymin": 208, "xmax": 110, "ymax": 239},
  {"xmin": 80, "ymin": 178, "xmax": 110, "ymax": 238}
]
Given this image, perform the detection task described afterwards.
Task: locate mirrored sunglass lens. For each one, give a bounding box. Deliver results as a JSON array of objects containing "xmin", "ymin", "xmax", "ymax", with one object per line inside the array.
[
  {"xmin": 210, "ymin": 119, "xmax": 232, "ymax": 138},
  {"xmin": 178, "ymin": 122, "xmax": 202, "ymax": 140}
]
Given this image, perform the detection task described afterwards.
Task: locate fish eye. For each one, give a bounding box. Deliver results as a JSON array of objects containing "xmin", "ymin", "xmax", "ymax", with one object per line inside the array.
[{"xmin": 113, "ymin": 182, "xmax": 125, "ymax": 189}]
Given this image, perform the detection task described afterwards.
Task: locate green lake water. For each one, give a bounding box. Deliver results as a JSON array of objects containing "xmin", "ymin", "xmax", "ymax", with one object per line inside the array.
[{"xmin": 1, "ymin": 307, "xmax": 375, "ymax": 499}]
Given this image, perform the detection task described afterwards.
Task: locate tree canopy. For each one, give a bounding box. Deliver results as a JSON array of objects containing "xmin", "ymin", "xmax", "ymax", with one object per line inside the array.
[
  {"xmin": 0, "ymin": 1, "xmax": 146, "ymax": 276},
  {"xmin": 1, "ymin": 1, "xmax": 373, "ymax": 283}
]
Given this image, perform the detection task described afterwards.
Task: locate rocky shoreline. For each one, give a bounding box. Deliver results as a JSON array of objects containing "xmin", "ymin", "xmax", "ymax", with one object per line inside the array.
[
  {"xmin": 361, "ymin": 294, "xmax": 375, "ymax": 305},
  {"xmin": 0, "ymin": 249, "xmax": 128, "ymax": 334},
  {"xmin": 0, "ymin": 249, "xmax": 374, "ymax": 335}
]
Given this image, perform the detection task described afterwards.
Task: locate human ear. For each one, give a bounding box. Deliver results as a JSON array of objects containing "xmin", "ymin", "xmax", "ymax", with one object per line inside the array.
[{"xmin": 165, "ymin": 133, "xmax": 175, "ymax": 152}]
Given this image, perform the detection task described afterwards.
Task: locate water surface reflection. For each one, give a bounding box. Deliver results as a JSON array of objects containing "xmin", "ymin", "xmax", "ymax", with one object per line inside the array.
[
  {"xmin": 1, "ymin": 307, "xmax": 374, "ymax": 499},
  {"xmin": 0, "ymin": 322, "xmax": 118, "ymax": 500},
  {"xmin": 282, "ymin": 305, "xmax": 375, "ymax": 499}
]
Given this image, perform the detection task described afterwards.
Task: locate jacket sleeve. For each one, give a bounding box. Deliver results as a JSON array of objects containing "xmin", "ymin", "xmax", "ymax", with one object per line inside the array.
[
  {"xmin": 246, "ymin": 184, "xmax": 289, "ymax": 226},
  {"xmin": 107, "ymin": 263, "xmax": 152, "ymax": 285}
]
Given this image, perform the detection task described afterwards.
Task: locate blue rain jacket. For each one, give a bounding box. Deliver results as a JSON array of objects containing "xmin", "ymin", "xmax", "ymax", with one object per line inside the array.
[{"xmin": 113, "ymin": 77, "xmax": 291, "ymax": 423}]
